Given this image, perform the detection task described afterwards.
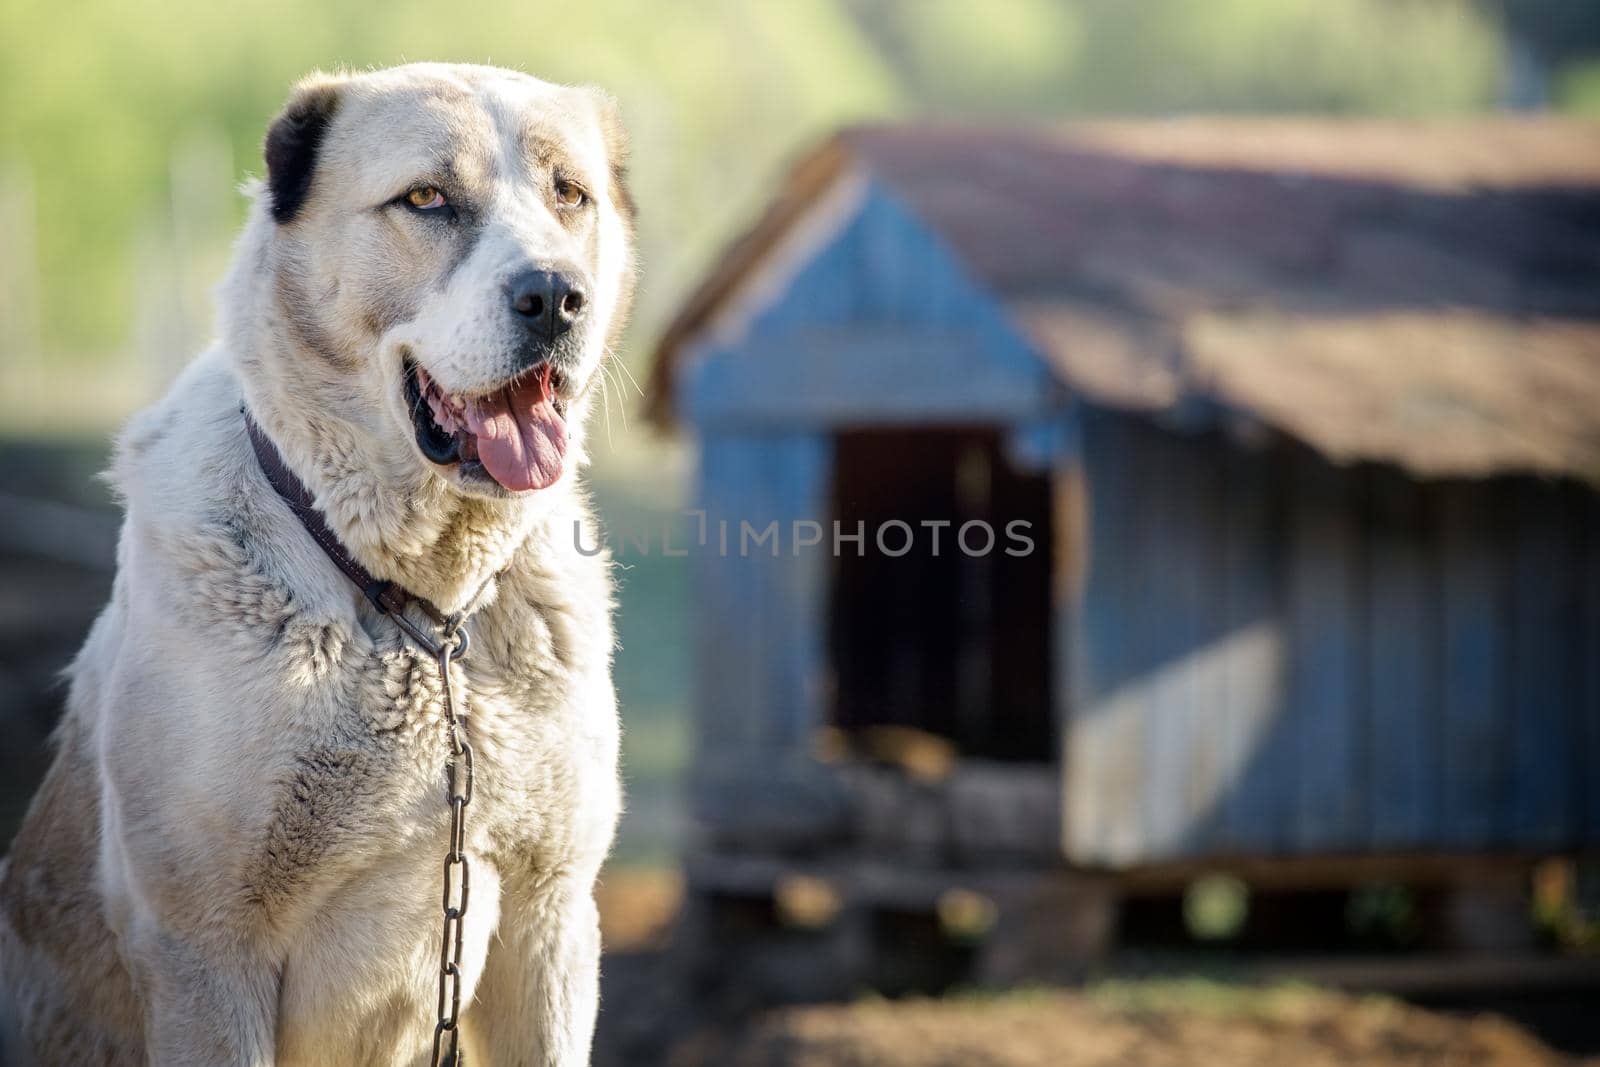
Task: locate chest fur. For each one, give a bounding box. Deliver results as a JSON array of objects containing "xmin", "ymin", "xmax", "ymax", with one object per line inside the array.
[
  {"xmin": 136, "ymin": 487, "xmax": 618, "ymax": 920},
  {"xmin": 245, "ymin": 600, "xmax": 610, "ymax": 923},
  {"xmin": 241, "ymin": 594, "xmax": 617, "ymax": 1061}
]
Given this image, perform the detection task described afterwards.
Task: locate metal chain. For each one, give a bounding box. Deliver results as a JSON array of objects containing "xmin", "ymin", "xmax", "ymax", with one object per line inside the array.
[
  {"xmin": 245, "ymin": 404, "xmax": 502, "ymax": 1067},
  {"xmin": 429, "ymin": 622, "xmax": 474, "ymax": 1067},
  {"xmin": 378, "ymin": 579, "xmax": 496, "ymax": 1066}
]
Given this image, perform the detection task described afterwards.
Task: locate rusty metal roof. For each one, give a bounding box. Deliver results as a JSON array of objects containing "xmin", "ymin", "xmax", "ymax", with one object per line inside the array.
[{"xmin": 647, "ymin": 119, "xmax": 1600, "ymax": 483}]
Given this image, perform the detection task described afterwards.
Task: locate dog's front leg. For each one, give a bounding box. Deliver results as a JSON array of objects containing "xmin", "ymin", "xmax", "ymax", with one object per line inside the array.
[
  {"xmin": 473, "ymin": 874, "xmax": 601, "ymax": 1067},
  {"xmin": 127, "ymin": 925, "xmax": 277, "ymax": 1066}
]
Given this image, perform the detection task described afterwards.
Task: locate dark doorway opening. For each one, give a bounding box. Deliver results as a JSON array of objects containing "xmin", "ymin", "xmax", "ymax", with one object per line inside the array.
[{"xmin": 828, "ymin": 426, "xmax": 1054, "ymax": 762}]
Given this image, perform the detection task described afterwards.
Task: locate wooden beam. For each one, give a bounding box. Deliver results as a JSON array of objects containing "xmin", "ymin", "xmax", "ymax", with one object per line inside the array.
[
  {"xmin": 1095, "ymin": 850, "xmax": 1546, "ymax": 892},
  {"xmin": 680, "ymin": 327, "xmax": 1063, "ymax": 430}
]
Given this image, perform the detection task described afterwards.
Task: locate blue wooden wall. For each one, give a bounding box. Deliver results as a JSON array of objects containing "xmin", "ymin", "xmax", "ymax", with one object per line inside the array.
[
  {"xmin": 681, "ymin": 173, "xmax": 1068, "ymax": 831},
  {"xmin": 679, "ymin": 177, "xmax": 1067, "ymax": 841},
  {"xmin": 1065, "ymin": 407, "xmax": 1600, "ymax": 867},
  {"xmin": 688, "ymin": 430, "xmax": 841, "ymax": 841},
  {"xmin": 674, "ymin": 175, "xmax": 1600, "ymax": 868},
  {"xmin": 677, "ymin": 180, "xmax": 1062, "ymax": 432}
]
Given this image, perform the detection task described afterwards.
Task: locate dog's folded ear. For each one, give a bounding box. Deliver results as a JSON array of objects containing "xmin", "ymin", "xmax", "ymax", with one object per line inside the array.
[
  {"xmin": 588, "ymin": 89, "xmax": 634, "ymax": 229},
  {"xmin": 264, "ymin": 73, "xmax": 347, "ymax": 225}
]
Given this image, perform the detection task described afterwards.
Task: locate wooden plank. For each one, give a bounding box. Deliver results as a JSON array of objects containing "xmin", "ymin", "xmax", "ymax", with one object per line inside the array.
[
  {"xmin": 754, "ymin": 184, "xmax": 867, "ymax": 330},
  {"xmin": 769, "ymin": 434, "xmax": 833, "ymax": 751},
  {"xmin": 690, "ymin": 431, "xmax": 834, "ymax": 832},
  {"xmin": 691, "ymin": 765, "xmax": 849, "ymax": 849},
  {"xmin": 748, "ymin": 180, "xmax": 1029, "ymax": 338},
  {"xmin": 728, "ymin": 440, "xmax": 769, "ymax": 741},
  {"xmin": 737, "ymin": 438, "xmax": 779, "ymax": 754},
  {"xmin": 683, "ymin": 851, "xmax": 1121, "ymax": 982},
  {"xmin": 1244, "ymin": 954, "xmax": 1600, "ymax": 1000},
  {"xmin": 1053, "ymin": 457, "xmax": 1086, "ymax": 856},
  {"xmin": 1506, "ymin": 479, "xmax": 1573, "ymax": 847},
  {"xmin": 1109, "ymin": 851, "xmax": 1541, "ymax": 892},
  {"xmin": 833, "ymin": 762, "xmax": 1062, "ymax": 862},
  {"xmin": 1435, "ymin": 482, "xmax": 1505, "ymax": 849},
  {"xmin": 856, "ymin": 181, "xmax": 922, "ymax": 323},
  {"xmin": 1139, "ymin": 428, "xmax": 1222, "ymax": 858},
  {"xmin": 1285, "ymin": 455, "xmax": 1364, "ymax": 851},
  {"xmin": 739, "ymin": 433, "xmax": 833, "ymax": 754},
  {"xmin": 1073, "ymin": 419, "xmax": 1293, "ymax": 865},
  {"xmin": 1139, "ymin": 426, "xmax": 1191, "ymax": 858},
  {"xmin": 1065, "ymin": 411, "xmax": 1146, "ymax": 865},
  {"xmin": 1063, "ymin": 412, "xmax": 1112, "ymax": 862},
  {"xmin": 1367, "ymin": 469, "xmax": 1437, "ymax": 849},
  {"xmin": 691, "ymin": 435, "xmax": 754, "ymax": 759},
  {"xmin": 1100, "ymin": 419, "xmax": 1155, "ymax": 866},
  {"xmin": 1217, "ymin": 443, "xmax": 1289, "ymax": 852},
  {"xmin": 681, "ymin": 327, "xmax": 1059, "ymax": 430},
  {"xmin": 1183, "ymin": 443, "xmax": 1232, "ymax": 856},
  {"xmin": 947, "ymin": 763, "xmax": 1063, "ymax": 862},
  {"xmin": 682, "ymin": 181, "xmax": 1060, "ymax": 433},
  {"xmin": 1583, "ymin": 489, "xmax": 1600, "ymax": 846}
]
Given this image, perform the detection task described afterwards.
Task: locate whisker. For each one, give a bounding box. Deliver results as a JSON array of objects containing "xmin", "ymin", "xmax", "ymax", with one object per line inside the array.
[
  {"xmin": 603, "ymin": 360, "xmax": 630, "ymax": 433},
  {"xmin": 410, "ymin": 373, "xmax": 428, "ymax": 421},
  {"xmin": 597, "ymin": 365, "xmax": 614, "ymax": 450},
  {"xmin": 611, "ymin": 352, "xmax": 644, "ymax": 398}
]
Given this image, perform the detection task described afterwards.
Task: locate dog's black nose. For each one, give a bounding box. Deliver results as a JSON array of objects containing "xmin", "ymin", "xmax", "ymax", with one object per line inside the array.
[{"xmin": 507, "ymin": 269, "xmax": 587, "ymax": 339}]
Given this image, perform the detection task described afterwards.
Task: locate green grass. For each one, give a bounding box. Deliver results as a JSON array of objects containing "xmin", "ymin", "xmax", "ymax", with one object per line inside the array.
[
  {"xmin": 1557, "ymin": 58, "xmax": 1600, "ymax": 115},
  {"xmin": 587, "ymin": 442, "xmax": 695, "ymax": 863}
]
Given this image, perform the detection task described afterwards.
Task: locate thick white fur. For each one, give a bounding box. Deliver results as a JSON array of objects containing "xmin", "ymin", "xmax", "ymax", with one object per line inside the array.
[{"xmin": 0, "ymin": 64, "xmax": 633, "ymax": 1065}]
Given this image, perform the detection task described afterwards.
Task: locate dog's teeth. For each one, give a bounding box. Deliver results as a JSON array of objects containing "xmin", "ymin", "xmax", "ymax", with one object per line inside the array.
[{"xmin": 427, "ymin": 389, "xmax": 452, "ymax": 431}]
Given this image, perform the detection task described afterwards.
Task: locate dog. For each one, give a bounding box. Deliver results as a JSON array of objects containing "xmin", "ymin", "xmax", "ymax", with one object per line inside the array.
[{"xmin": 0, "ymin": 62, "xmax": 635, "ymax": 1065}]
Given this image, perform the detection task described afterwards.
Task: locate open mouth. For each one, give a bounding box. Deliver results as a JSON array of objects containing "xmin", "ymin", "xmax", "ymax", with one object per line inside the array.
[{"xmin": 404, "ymin": 357, "xmax": 569, "ymax": 492}]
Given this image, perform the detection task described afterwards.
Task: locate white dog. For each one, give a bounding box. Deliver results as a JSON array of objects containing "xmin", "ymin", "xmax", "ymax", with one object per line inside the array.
[{"xmin": 0, "ymin": 62, "xmax": 634, "ymax": 1065}]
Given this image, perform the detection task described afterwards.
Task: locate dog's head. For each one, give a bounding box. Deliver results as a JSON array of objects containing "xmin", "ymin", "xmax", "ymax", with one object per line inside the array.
[{"xmin": 250, "ymin": 63, "xmax": 634, "ymax": 498}]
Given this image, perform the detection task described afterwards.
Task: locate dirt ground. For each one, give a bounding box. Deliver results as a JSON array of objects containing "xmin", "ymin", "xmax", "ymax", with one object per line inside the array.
[
  {"xmin": 667, "ymin": 985, "xmax": 1592, "ymax": 1067},
  {"xmin": 594, "ymin": 867, "xmax": 1598, "ymax": 1067}
]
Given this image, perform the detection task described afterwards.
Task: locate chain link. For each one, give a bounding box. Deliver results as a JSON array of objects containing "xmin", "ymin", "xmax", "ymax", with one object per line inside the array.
[
  {"xmin": 245, "ymin": 409, "xmax": 503, "ymax": 1067},
  {"xmin": 430, "ymin": 623, "xmax": 473, "ymax": 1067}
]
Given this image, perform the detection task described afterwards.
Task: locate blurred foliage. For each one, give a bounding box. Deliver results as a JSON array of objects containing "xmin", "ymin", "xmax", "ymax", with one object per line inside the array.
[
  {"xmin": 0, "ymin": 0, "xmax": 1594, "ymax": 378},
  {"xmin": 0, "ymin": 0, "xmax": 902, "ymax": 366},
  {"xmin": 1558, "ymin": 60, "xmax": 1600, "ymax": 115},
  {"xmin": 1498, "ymin": 0, "xmax": 1600, "ymax": 64},
  {"xmin": 1183, "ymin": 873, "xmax": 1250, "ymax": 941},
  {"xmin": 852, "ymin": 0, "xmax": 1501, "ymax": 116}
]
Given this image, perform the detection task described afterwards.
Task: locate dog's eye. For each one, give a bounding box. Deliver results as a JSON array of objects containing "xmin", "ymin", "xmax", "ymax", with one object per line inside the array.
[
  {"xmin": 405, "ymin": 186, "xmax": 447, "ymax": 211},
  {"xmin": 554, "ymin": 179, "xmax": 586, "ymax": 208}
]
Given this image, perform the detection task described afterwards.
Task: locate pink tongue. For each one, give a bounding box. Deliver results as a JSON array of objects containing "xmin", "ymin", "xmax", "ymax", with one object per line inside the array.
[{"xmin": 461, "ymin": 365, "xmax": 566, "ymax": 492}]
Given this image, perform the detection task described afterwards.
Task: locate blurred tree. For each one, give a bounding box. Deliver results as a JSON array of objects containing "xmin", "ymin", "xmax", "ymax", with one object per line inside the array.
[
  {"xmin": 1489, "ymin": 1, "xmax": 1600, "ymax": 109},
  {"xmin": 850, "ymin": 0, "xmax": 1501, "ymax": 117},
  {"xmin": 1495, "ymin": 0, "xmax": 1600, "ymax": 64},
  {"xmin": 0, "ymin": 0, "xmax": 1573, "ymax": 396},
  {"xmin": 0, "ymin": 0, "xmax": 902, "ymax": 369},
  {"xmin": 847, "ymin": 0, "xmax": 1085, "ymax": 113}
]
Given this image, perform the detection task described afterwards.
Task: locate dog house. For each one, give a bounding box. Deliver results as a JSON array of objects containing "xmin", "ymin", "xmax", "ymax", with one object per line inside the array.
[{"xmin": 645, "ymin": 121, "xmax": 1600, "ymax": 977}]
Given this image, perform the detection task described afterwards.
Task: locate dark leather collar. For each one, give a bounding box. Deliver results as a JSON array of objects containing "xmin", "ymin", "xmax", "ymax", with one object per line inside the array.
[{"xmin": 243, "ymin": 407, "xmax": 449, "ymax": 630}]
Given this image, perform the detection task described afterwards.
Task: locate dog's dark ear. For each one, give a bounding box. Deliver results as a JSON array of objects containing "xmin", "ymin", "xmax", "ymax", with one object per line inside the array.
[{"xmin": 264, "ymin": 74, "xmax": 345, "ymax": 224}]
